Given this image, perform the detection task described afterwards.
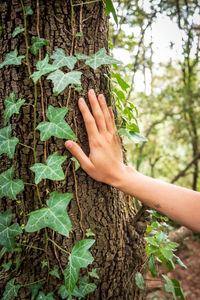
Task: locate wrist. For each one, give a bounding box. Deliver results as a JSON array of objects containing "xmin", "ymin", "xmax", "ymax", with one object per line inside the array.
[{"xmin": 113, "ymin": 165, "xmax": 138, "ymax": 193}]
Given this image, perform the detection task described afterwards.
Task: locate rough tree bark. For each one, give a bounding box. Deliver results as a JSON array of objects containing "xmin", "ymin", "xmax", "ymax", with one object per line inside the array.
[{"xmin": 0, "ymin": 1, "xmax": 147, "ymax": 299}]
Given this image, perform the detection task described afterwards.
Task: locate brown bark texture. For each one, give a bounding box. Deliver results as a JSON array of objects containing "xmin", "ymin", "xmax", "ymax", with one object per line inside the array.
[{"xmin": 0, "ymin": 0, "xmax": 148, "ymax": 299}]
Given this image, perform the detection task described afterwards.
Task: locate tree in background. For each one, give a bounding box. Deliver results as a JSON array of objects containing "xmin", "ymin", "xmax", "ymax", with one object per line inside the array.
[{"xmin": 0, "ymin": 0, "xmax": 147, "ymax": 299}]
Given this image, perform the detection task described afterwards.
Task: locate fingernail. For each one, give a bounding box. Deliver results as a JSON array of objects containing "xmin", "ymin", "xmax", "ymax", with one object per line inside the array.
[
  {"xmin": 99, "ymin": 94, "xmax": 105, "ymax": 102},
  {"xmin": 65, "ymin": 141, "xmax": 72, "ymax": 149},
  {"xmin": 79, "ymin": 98, "xmax": 85, "ymax": 105},
  {"xmin": 89, "ymin": 89, "xmax": 94, "ymax": 95}
]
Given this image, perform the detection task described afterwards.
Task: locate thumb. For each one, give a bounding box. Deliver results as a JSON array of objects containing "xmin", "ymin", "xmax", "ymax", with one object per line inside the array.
[{"xmin": 65, "ymin": 141, "xmax": 94, "ymax": 172}]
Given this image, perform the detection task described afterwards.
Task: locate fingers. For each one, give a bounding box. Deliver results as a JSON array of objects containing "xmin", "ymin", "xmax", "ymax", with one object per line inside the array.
[
  {"xmin": 87, "ymin": 89, "xmax": 106, "ymax": 133},
  {"xmin": 78, "ymin": 97, "xmax": 99, "ymax": 138},
  {"xmin": 98, "ymin": 94, "xmax": 115, "ymax": 133},
  {"xmin": 65, "ymin": 141, "xmax": 94, "ymax": 172}
]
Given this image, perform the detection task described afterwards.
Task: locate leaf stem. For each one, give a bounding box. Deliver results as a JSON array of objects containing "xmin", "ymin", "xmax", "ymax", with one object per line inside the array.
[
  {"xmin": 72, "ymin": 0, "xmax": 101, "ymax": 6},
  {"xmin": 20, "ymin": 0, "xmax": 31, "ymax": 76},
  {"xmin": 22, "ymin": 278, "xmax": 46, "ymax": 287},
  {"xmin": 24, "ymin": 182, "xmax": 36, "ymax": 186},
  {"xmin": 33, "ymin": 83, "xmax": 38, "ymax": 163},
  {"xmin": 22, "ymin": 243, "xmax": 45, "ymax": 252},
  {"xmin": 48, "ymin": 238, "xmax": 70, "ymax": 255},
  {"xmin": 19, "ymin": 142, "xmax": 34, "ymax": 150}
]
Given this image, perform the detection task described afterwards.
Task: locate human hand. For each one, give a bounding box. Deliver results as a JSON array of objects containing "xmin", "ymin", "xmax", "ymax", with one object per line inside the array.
[{"xmin": 65, "ymin": 89, "xmax": 126, "ymax": 187}]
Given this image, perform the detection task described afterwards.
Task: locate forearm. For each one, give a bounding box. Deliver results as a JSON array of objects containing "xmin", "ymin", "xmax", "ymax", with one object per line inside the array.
[{"xmin": 116, "ymin": 166, "xmax": 200, "ymax": 232}]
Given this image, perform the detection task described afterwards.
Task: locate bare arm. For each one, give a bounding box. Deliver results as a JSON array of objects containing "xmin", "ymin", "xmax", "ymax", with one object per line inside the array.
[{"xmin": 65, "ymin": 89, "xmax": 200, "ymax": 232}]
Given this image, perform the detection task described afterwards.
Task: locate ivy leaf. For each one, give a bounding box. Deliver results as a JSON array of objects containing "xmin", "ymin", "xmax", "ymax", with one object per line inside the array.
[
  {"xmin": 47, "ymin": 69, "xmax": 82, "ymax": 96},
  {"xmin": 4, "ymin": 92, "xmax": 25, "ymax": 125},
  {"xmin": 25, "ymin": 191, "xmax": 73, "ymax": 237},
  {"xmin": 118, "ymin": 128, "xmax": 147, "ymax": 144},
  {"xmin": 12, "ymin": 26, "xmax": 24, "ymax": 38},
  {"xmin": 2, "ymin": 260, "xmax": 12, "ymax": 272},
  {"xmin": 75, "ymin": 32, "xmax": 83, "ymax": 37},
  {"xmin": 148, "ymin": 255, "xmax": 158, "ymax": 277},
  {"xmin": 89, "ymin": 268, "xmax": 99, "ymax": 279},
  {"xmin": 37, "ymin": 105, "xmax": 76, "ymax": 141},
  {"xmin": 30, "ymin": 37, "xmax": 49, "ymax": 56},
  {"xmin": 86, "ymin": 228, "xmax": 95, "ymax": 237},
  {"xmin": 104, "ymin": 0, "xmax": 118, "ymax": 25},
  {"xmin": 83, "ymin": 48, "xmax": 121, "ymax": 70},
  {"xmin": 0, "ymin": 49, "xmax": 25, "ymax": 69},
  {"xmin": 50, "ymin": 266, "xmax": 60, "ymax": 279},
  {"xmin": 28, "ymin": 282, "xmax": 41, "ymax": 300},
  {"xmin": 73, "ymin": 276, "xmax": 96, "ymax": 298},
  {"xmin": 160, "ymin": 247, "xmax": 173, "ymax": 260},
  {"xmin": 58, "ymin": 285, "xmax": 72, "ymax": 299},
  {"xmin": 41, "ymin": 260, "xmax": 48, "ymax": 269},
  {"xmin": 1, "ymin": 278, "xmax": 21, "ymax": 300},
  {"xmin": 25, "ymin": 6, "xmax": 33, "ymax": 15},
  {"xmin": 0, "ymin": 210, "xmax": 22, "ymax": 251},
  {"xmin": 135, "ymin": 272, "xmax": 145, "ymax": 290},
  {"xmin": 0, "ymin": 166, "xmax": 24, "ymax": 200},
  {"xmin": 36, "ymin": 291, "xmax": 55, "ymax": 300},
  {"xmin": 30, "ymin": 152, "xmax": 67, "ymax": 184},
  {"xmin": 64, "ymin": 239, "xmax": 95, "ymax": 292},
  {"xmin": 51, "ymin": 48, "xmax": 77, "ymax": 69},
  {"xmin": 0, "ymin": 125, "xmax": 19, "ymax": 158},
  {"xmin": 111, "ymin": 71, "xmax": 129, "ymax": 92},
  {"xmin": 30, "ymin": 54, "xmax": 57, "ymax": 83},
  {"xmin": 75, "ymin": 53, "xmax": 90, "ymax": 60}
]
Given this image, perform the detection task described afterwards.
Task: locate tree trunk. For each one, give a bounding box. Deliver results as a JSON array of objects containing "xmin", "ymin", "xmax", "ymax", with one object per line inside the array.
[{"xmin": 0, "ymin": 1, "xmax": 147, "ymax": 299}]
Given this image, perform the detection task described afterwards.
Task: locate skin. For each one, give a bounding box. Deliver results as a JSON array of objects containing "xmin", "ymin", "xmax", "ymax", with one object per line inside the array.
[{"xmin": 65, "ymin": 89, "xmax": 200, "ymax": 233}]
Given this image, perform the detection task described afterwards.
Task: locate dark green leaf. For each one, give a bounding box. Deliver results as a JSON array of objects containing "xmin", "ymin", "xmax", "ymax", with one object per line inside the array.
[
  {"xmin": 64, "ymin": 239, "xmax": 95, "ymax": 292},
  {"xmin": 50, "ymin": 266, "xmax": 60, "ymax": 279},
  {"xmin": 148, "ymin": 255, "xmax": 158, "ymax": 277},
  {"xmin": 73, "ymin": 276, "xmax": 96, "ymax": 298},
  {"xmin": 0, "ymin": 166, "xmax": 24, "ymax": 200},
  {"xmin": 0, "ymin": 49, "xmax": 25, "ymax": 69},
  {"xmin": 30, "ymin": 152, "xmax": 67, "ymax": 184},
  {"xmin": 36, "ymin": 291, "xmax": 55, "ymax": 300},
  {"xmin": 135, "ymin": 272, "xmax": 145, "ymax": 290},
  {"xmin": 104, "ymin": 0, "xmax": 118, "ymax": 25},
  {"xmin": 111, "ymin": 72, "xmax": 129, "ymax": 91},
  {"xmin": 28, "ymin": 282, "xmax": 41, "ymax": 300},
  {"xmin": 0, "ymin": 125, "xmax": 19, "ymax": 158},
  {"xmin": 25, "ymin": 6, "xmax": 33, "ymax": 15},
  {"xmin": 37, "ymin": 105, "xmax": 76, "ymax": 141},
  {"xmin": 30, "ymin": 37, "xmax": 49, "ymax": 56},
  {"xmin": 25, "ymin": 191, "xmax": 73, "ymax": 237},
  {"xmin": 1, "ymin": 278, "xmax": 21, "ymax": 300},
  {"xmin": 2, "ymin": 260, "xmax": 12, "ymax": 271},
  {"xmin": 3, "ymin": 92, "xmax": 25, "ymax": 125},
  {"xmin": 12, "ymin": 26, "xmax": 24, "ymax": 38},
  {"xmin": 30, "ymin": 54, "xmax": 58, "ymax": 83}
]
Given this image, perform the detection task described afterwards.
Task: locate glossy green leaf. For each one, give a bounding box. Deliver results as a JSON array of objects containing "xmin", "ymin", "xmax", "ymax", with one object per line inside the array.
[
  {"xmin": 25, "ymin": 191, "xmax": 73, "ymax": 237},
  {"xmin": 51, "ymin": 48, "xmax": 77, "ymax": 69},
  {"xmin": 89, "ymin": 268, "xmax": 99, "ymax": 279},
  {"xmin": 135, "ymin": 272, "xmax": 145, "ymax": 290},
  {"xmin": 148, "ymin": 255, "xmax": 158, "ymax": 277},
  {"xmin": 111, "ymin": 72, "xmax": 129, "ymax": 91},
  {"xmin": 47, "ymin": 69, "xmax": 82, "ymax": 95},
  {"xmin": 31, "ymin": 54, "xmax": 58, "ymax": 83},
  {"xmin": 83, "ymin": 48, "xmax": 121, "ymax": 70},
  {"xmin": 37, "ymin": 105, "xmax": 76, "ymax": 141},
  {"xmin": 0, "ymin": 49, "xmax": 25, "ymax": 69},
  {"xmin": 12, "ymin": 26, "xmax": 24, "ymax": 38},
  {"xmin": 4, "ymin": 92, "xmax": 25, "ymax": 125},
  {"xmin": 155, "ymin": 231, "xmax": 166, "ymax": 244},
  {"xmin": 64, "ymin": 239, "xmax": 95, "ymax": 292},
  {"xmin": 36, "ymin": 291, "xmax": 55, "ymax": 300},
  {"xmin": 174, "ymin": 254, "xmax": 187, "ymax": 269},
  {"xmin": 145, "ymin": 236, "xmax": 159, "ymax": 247},
  {"xmin": 0, "ymin": 125, "xmax": 19, "ymax": 158},
  {"xmin": 160, "ymin": 247, "xmax": 173, "ymax": 260},
  {"xmin": 28, "ymin": 282, "xmax": 41, "ymax": 300},
  {"xmin": 0, "ymin": 210, "xmax": 22, "ymax": 251},
  {"xmin": 0, "ymin": 166, "xmax": 24, "ymax": 200},
  {"xmin": 25, "ymin": 6, "xmax": 33, "ymax": 15},
  {"xmin": 50, "ymin": 266, "xmax": 60, "ymax": 279},
  {"xmin": 1, "ymin": 278, "xmax": 21, "ymax": 300},
  {"xmin": 30, "ymin": 152, "xmax": 67, "ymax": 184},
  {"xmin": 118, "ymin": 128, "xmax": 147, "ymax": 144},
  {"xmin": 2, "ymin": 260, "xmax": 12, "ymax": 271},
  {"xmin": 104, "ymin": 0, "xmax": 118, "ymax": 25},
  {"xmin": 30, "ymin": 37, "xmax": 49, "ymax": 56}
]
